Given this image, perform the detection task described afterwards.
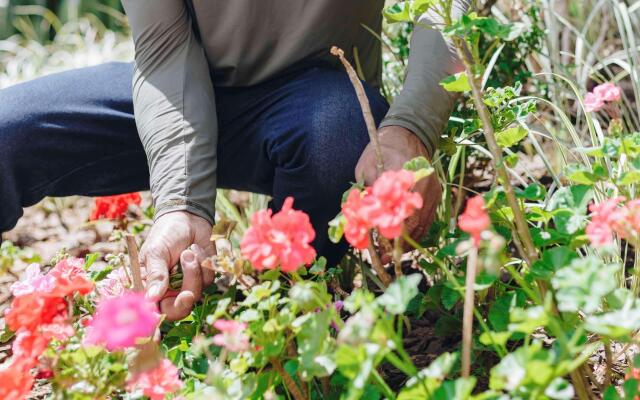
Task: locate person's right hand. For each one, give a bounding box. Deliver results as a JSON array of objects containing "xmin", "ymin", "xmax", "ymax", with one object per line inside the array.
[{"xmin": 140, "ymin": 211, "xmax": 215, "ymax": 320}]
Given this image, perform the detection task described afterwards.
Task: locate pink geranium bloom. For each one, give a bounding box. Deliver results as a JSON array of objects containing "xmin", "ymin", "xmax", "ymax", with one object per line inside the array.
[
  {"xmin": 212, "ymin": 319, "xmax": 250, "ymax": 352},
  {"xmin": 9, "ymin": 264, "xmax": 55, "ymax": 297},
  {"xmin": 85, "ymin": 292, "xmax": 159, "ymax": 351},
  {"xmin": 96, "ymin": 267, "xmax": 130, "ymax": 299},
  {"xmin": 241, "ymin": 197, "xmax": 316, "ymax": 273},
  {"xmin": 49, "ymin": 257, "xmax": 94, "ymax": 297},
  {"xmin": 458, "ymin": 196, "xmax": 491, "ymax": 246},
  {"xmin": 586, "ymin": 197, "xmax": 625, "ymax": 246},
  {"xmin": 594, "ymin": 83, "xmax": 622, "ymax": 102},
  {"xmin": 342, "ymin": 189, "xmax": 373, "ymax": 249},
  {"xmin": 584, "ymin": 92, "xmax": 605, "ymax": 112},
  {"xmin": 127, "ymin": 359, "xmax": 183, "ymax": 400},
  {"xmin": 362, "ymin": 170, "xmax": 423, "ymax": 239}
]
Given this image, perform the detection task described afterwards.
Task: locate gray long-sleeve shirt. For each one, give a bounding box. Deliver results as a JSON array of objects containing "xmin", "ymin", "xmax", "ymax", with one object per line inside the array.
[{"xmin": 121, "ymin": 0, "xmax": 469, "ymax": 224}]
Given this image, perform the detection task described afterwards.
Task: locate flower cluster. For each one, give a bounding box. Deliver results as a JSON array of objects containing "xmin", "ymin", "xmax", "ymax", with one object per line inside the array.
[
  {"xmin": 584, "ymin": 83, "xmax": 622, "ymax": 112},
  {"xmin": 89, "ymin": 192, "xmax": 142, "ymax": 221},
  {"xmin": 586, "ymin": 197, "xmax": 640, "ymax": 247},
  {"xmin": 96, "ymin": 267, "xmax": 130, "ymax": 299},
  {"xmin": 126, "ymin": 359, "xmax": 183, "ymax": 400},
  {"xmin": 212, "ymin": 319, "xmax": 250, "ymax": 353},
  {"xmin": 241, "ymin": 197, "xmax": 316, "ymax": 273},
  {"xmin": 2, "ymin": 258, "xmax": 93, "ymax": 399},
  {"xmin": 458, "ymin": 196, "xmax": 491, "ymax": 246},
  {"xmin": 85, "ymin": 292, "xmax": 159, "ymax": 351},
  {"xmin": 342, "ymin": 169, "xmax": 423, "ymax": 249}
]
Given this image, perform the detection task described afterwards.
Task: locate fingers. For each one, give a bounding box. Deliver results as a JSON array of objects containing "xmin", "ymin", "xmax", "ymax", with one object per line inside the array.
[
  {"xmin": 192, "ymin": 243, "xmax": 215, "ymax": 287},
  {"xmin": 144, "ymin": 248, "xmax": 171, "ymax": 302},
  {"xmin": 160, "ymin": 248, "xmax": 203, "ymax": 321}
]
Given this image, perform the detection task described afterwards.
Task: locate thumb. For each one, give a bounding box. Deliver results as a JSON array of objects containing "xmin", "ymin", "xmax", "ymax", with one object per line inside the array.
[{"xmin": 144, "ymin": 251, "xmax": 170, "ymax": 301}]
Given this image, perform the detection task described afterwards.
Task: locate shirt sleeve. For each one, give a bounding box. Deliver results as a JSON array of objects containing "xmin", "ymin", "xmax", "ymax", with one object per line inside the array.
[
  {"xmin": 379, "ymin": 0, "xmax": 471, "ymax": 156},
  {"xmin": 122, "ymin": 0, "xmax": 217, "ymax": 224}
]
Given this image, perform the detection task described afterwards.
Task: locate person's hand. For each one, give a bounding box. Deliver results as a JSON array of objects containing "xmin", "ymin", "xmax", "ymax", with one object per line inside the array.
[
  {"xmin": 140, "ymin": 211, "xmax": 215, "ymax": 321},
  {"xmin": 355, "ymin": 126, "xmax": 442, "ymax": 255}
]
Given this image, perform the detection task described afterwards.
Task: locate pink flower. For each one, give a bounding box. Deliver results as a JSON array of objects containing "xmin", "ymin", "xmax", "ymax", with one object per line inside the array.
[
  {"xmin": 85, "ymin": 292, "xmax": 159, "ymax": 351},
  {"xmin": 96, "ymin": 267, "xmax": 130, "ymax": 299},
  {"xmin": 342, "ymin": 189, "xmax": 373, "ymax": 249},
  {"xmin": 586, "ymin": 197, "xmax": 625, "ymax": 246},
  {"xmin": 212, "ymin": 319, "xmax": 249, "ymax": 352},
  {"xmin": 594, "ymin": 83, "xmax": 622, "ymax": 102},
  {"xmin": 458, "ymin": 196, "xmax": 491, "ymax": 246},
  {"xmin": 584, "ymin": 92, "xmax": 605, "ymax": 112},
  {"xmin": 363, "ymin": 170, "xmax": 423, "ymax": 239},
  {"xmin": 49, "ymin": 257, "xmax": 94, "ymax": 297},
  {"xmin": 241, "ymin": 197, "xmax": 316, "ymax": 273},
  {"xmin": 9, "ymin": 264, "xmax": 55, "ymax": 297},
  {"xmin": 127, "ymin": 359, "xmax": 183, "ymax": 400}
]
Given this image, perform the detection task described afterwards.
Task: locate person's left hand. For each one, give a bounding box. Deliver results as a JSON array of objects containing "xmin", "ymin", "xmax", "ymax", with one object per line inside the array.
[{"xmin": 354, "ymin": 125, "xmax": 442, "ymax": 257}]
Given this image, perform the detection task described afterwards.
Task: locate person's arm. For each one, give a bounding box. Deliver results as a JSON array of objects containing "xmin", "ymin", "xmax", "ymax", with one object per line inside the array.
[
  {"xmin": 123, "ymin": 0, "xmax": 217, "ymax": 224},
  {"xmin": 378, "ymin": 0, "xmax": 471, "ymax": 156},
  {"xmin": 356, "ymin": 1, "xmax": 470, "ymax": 253},
  {"xmin": 121, "ymin": 0, "xmax": 217, "ymax": 320}
]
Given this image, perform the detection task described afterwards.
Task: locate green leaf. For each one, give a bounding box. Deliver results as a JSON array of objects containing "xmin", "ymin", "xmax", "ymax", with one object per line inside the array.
[
  {"xmin": 618, "ymin": 170, "xmax": 640, "ymax": 186},
  {"xmin": 516, "ymin": 183, "xmax": 547, "ymax": 201},
  {"xmin": 490, "ymin": 342, "xmax": 553, "ymax": 391},
  {"xmin": 489, "ymin": 292, "xmax": 524, "ymax": 331},
  {"xmin": 433, "ymin": 377, "xmax": 476, "ymax": 400},
  {"xmin": 441, "ymin": 284, "xmax": 460, "ymax": 311},
  {"xmin": 403, "ymin": 156, "xmax": 434, "ymax": 181},
  {"xmin": 328, "ymin": 214, "xmax": 346, "ymax": 244},
  {"xmin": 296, "ymin": 310, "xmax": 336, "ymax": 379},
  {"xmin": 377, "ymin": 274, "xmax": 422, "ymax": 314},
  {"xmin": 551, "ymin": 256, "xmax": 620, "ymax": 314},
  {"xmin": 508, "ymin": 306, "xmax": 548, "ymax": 334},
  {"xmin": 383, "ymin": 1, "xmax": 411, "ymax": 23},
  {"xmin": 531, "ymin": 246, "xmax": 577, "ymax": 280},
  {"xmin": 289, "ymin": 281, "xmax": 331, "ymax": 312},
  {"xmin": 585, "ymin": 304, "xmax": 640, "ymax": 339},
  {"xmin": 440, "ymin": 72, "xmax": 471, "ymax": 92},
  {"xmin": 545, "ymin": 377, "xmax": 575, "ymax": 400},
  {"xmin": 479, "ymin": 331, "xmax": 511, "ymax": 347},
  {"xmin": 410, "ymin": 0, "xmax": 436, "ymax": 16},
  {"xmin": 495, "ymin": 126, "xmax": 528, "ymax": 148}
]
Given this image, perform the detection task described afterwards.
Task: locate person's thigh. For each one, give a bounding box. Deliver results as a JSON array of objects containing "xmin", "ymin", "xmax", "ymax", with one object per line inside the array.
[
  {"xmin": 216, "ymin": 67, "xmax": 389, "ymax": 265},
  {"xmin": 0, "ymin": 62, "xmax": 148, "ymax": 232}
]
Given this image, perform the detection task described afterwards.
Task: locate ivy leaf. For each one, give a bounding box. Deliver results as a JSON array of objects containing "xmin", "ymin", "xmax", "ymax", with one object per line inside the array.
[
  {"xmin": 377, "ymin": 274, "xmax": 422, "ymax": 314},
  {"xmin": 551, "ymin": 256, "xmax": 619, "ymax": 314},
  {"xmin": 403, "ymin": 156, "xmax": 434, "ymax": 181},
  {"xmin": 440, "ymin": 72, "xmax": 471, "ymax": 92},
  {"xmin": 495, "ymin": 126, "xmax": 528, "ymax": 148},
  {"xmin": 585, "ymin": 304, "xmax": 640, "ymax": 339}
]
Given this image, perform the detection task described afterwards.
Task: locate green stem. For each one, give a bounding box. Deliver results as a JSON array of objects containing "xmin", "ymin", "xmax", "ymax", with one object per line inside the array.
[{"xmin": 371, "ymin": 369, "xmax": 396, "ymax": 400}]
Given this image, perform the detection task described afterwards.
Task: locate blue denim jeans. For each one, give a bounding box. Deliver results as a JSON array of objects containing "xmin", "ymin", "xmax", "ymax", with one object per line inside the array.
[{"xmin": 0, "ymin": 62, "xmax": 389, "ymax": 264}]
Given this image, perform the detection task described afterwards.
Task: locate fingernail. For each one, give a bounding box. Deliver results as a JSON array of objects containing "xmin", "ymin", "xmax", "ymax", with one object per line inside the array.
[
  {"xmin": 190, "ymin": 244, "xmax": 199, "ymax": 252},
  {"xmin": 183, "ymin": 251, "xmax": 195, "ymax": 263},
  {"xmin": 147, "ymin": 284, "xmax": 161, "ymax": 300}
]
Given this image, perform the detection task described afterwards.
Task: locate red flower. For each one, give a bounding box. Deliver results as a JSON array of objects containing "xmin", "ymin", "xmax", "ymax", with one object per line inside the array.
[
  {"xmin": 49, "ymin": 257, "xmax": 93, "ymax": 297},
  {"xmin": 241, "ymin": 197, "xmax": 316, "ymax": 273},
  {"xmin": 363, "ymin": 170, "xmax": 423, "ymax": 239},
  {"xmin": 0, "ymin": 358, "xmax": 34, "ymax": 400},
  {"xmin": 341, "ymin": 170, "xmax": 423, "ymax": 249},
  {"xmin": 5, "ymin": 293, "xmax": 67, "ymax": 334},
  {"xmin": 12, "ymin": 331, "xmax": 50, "ymax": 369},
  {"xmin": 458, "ymin": 196, "xmax": 490, "ymax": 246},
  {"xmin": 342, "ymin": 189, "xmax": 372, "ymax": 250},
  {"xmin": 89, "ymin": 192, "xmax": 141, "ymax": 220}
]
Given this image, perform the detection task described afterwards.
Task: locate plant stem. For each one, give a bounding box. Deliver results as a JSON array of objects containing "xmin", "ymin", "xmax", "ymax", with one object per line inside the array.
[
  {"xmin": 271, "ymin": 357, "xmax": 306, "ymax": 400},
  {"xmin": 604, "ymin": 340, "xmax": 613, "ymax": 387},
  {"xmin": 125, "ymin": 234, "xmax": 144, "ymax": 291},
  {"xmin": 393, "ymin": 236, "xmax": 403, "ymax": 277},
  {"xmin": 331, "ymin": 46, "xmax": 385, "ymax": 175},
  {"xmin": 452, "ymin": 38, "xmax": 538, "ymax": 265},
  {"xmin": 368, "ymin": 232, "xmax": 392, "ymax": 287},
  {"xmin": 461, "ymin": 245, "xmax": 478, "ymax": 378}
]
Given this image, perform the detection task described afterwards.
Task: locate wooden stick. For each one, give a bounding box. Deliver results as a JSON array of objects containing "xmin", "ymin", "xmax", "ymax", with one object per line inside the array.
[
  {"xmin": 271, "ymin": 357, "xmax": 306, "ymax": 400},
  {"xmin": 461, "ymin": 245, "xmax": 478, "ymax": 378},
  {"xmin": 125, "ymin": 234, "xmax": 144, "ymax": 292},
  {"xmin": 368, "ymin": 232, "xmax": 392, "ymax": 288},
  {"xmin": 331, "ymin": 46, "xmax": 385, "ymax": 175}
]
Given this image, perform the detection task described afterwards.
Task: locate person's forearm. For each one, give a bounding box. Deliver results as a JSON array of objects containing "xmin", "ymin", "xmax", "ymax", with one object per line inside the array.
[
  {"xmin": 380, "ymin": 0, "xmax": 471, "ymax": 156},
  {"xmin": 122, "ymin": 0, "xmax": 217, "ymax": 224}
]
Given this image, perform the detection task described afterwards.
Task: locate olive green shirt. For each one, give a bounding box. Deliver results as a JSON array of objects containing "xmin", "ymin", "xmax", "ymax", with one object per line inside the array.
[{"xmin": 121, "ymin": 0, "xmax": 469, "ymax": 224}]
